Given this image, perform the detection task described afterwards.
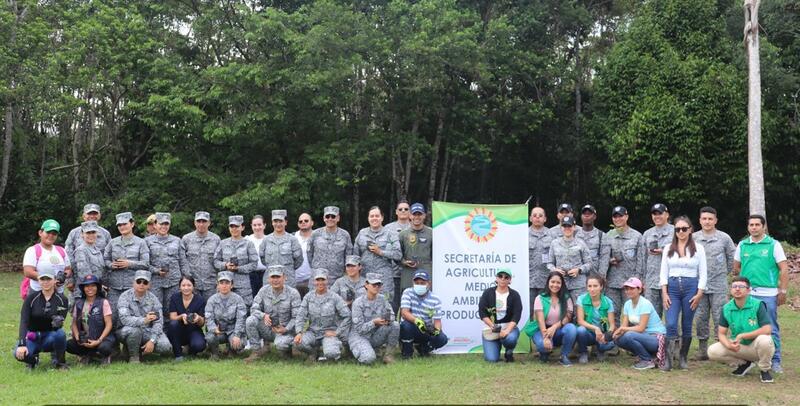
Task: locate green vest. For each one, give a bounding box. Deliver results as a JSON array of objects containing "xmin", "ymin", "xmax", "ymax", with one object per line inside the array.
[
  {"xmin": 581, "ymin": 294, "xmax": 611, "ymax": 332},
  {"xmin": 523, "ymin": 294, "xmax": 566, "ymax": 336},
  {"xmin": 739, "ymin": 235, "xmax": 779, "ymax": 289},
  {"xmin": 722, "ymin": 296, "xmax": 772, "ymax": 346}
]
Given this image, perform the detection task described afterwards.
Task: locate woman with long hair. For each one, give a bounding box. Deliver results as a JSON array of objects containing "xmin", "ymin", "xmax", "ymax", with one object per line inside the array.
[{"xmin": 527, "ymin": 271, "xmax": 576, "ymax": 366}]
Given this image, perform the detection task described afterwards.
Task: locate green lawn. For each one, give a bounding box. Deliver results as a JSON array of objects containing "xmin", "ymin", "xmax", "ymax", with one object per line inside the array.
[{"xmin": 0, "ymin": 272, "xmax": 795, "ymax": 405}]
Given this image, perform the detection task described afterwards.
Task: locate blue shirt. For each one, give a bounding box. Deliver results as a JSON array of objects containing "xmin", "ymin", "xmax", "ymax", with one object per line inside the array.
[
  {"xmin": 577, "ymin": 293, "xmax": 615, "ymax": 328},
  {"xmin": 623, "ymin": 297, "xmax": 666, "ymax": 335},
  {"xmin": 168, "ymin": 292, "xmax": 206, "ymax": 317},
  {"xmin": 400, "ymin": 288, "xmax": 443, "ymax": 325}
]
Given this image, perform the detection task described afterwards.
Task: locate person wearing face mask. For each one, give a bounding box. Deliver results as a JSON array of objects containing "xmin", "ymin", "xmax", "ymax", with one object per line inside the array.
[
  {"xmin": 145, "ymin": 212, "xmax": 187, "ymax": 319},
  {"xmin": 349, "ymin": 273, "xmax": 399, "ymax": 365},
  {"xmin": 214, "ymin": 216, "xmax": 259, "ymax": 307},
  {"xmin": 22, "ymin": 219, "xmax": 72, "ymax": 298},
  {"xmin": 245, "ymin": 215, "xmax": 268, "ymax": 296},
  {"xmin": 307, "ymin": 206, "xmax": 353, "ymax": 287},
  {"xmin": 116, "ymin": 270, "xmax": 172, "ymax": 363},
  {"xmin": 260, "ymin": 210, "xmax": 303, "ymax": 288},
  {"xmin": 104, "ymin": 212, "xmax": 150, "ymax": 319},
  {"xmin": 182, "ymin": 211, "xmax": 221, "ymax": 301},
  {"xmin": 399, "ymin": 271, "xmax": 448, "ymax": 359},
  {"xmin": 528, "ymin": 207, "xmax": 553, "ymax": 307},
  {"xmin": 71, "ymin": 221, "xmax": 106, "ymax": 300},
  {"xmin": 205, "ymin": 271, "xmax": 248, "ymax": 360},
  {"xmin": 293, "ymin": 269, "xmax": 352, "ymax": 362},
  {"xmin": 575, "ymin": 274, "xmax": 617, "ymax": 363},
  {"xmin": 244, "ymin": 265, "xmax": 303, "ymax": 362},
  {"xmin": 355, "ymin": 206, "xmax": 402, "ymax": 303},
  {"xmin": 478, "ymin": 269, "xmax": 522, "ymax": 363},
  {"xmin": 67, "ymin": 274, "xmax": 115, "ymax": 365},
  {"xmin": 15, "ymin": 266, "xmax": 70, "ymax": 370},
  {"xmin": 398, "ymin": 203, "xmax": 433, "ymax": 292},
  {"xmin": 546, "ymin": 216, "xmax": 593, "ymax": 305},
  {"xmin": 167, "ymin": 276, "xmax": 207, "ymax": 361}
]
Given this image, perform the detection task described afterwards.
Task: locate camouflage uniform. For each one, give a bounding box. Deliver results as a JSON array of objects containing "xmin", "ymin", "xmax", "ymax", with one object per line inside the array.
[
  {"xmin": 181, "ymin": 229, "xmax": 221, "ymax": 301},
  {"xmin": 295, "ymin": 289, "xmax": 352, "ymax": 360},
  {"xmin": 548, "ymin": 225, "xmax": 564, "ymax": 239},
  {"xmin": 307, "ymin": 227, "xmax": 353, "ymax": 286},
  {"xmin": 115, "ymin": 286, "xmax": 172, "ymax": 358},
  {"xmin": 64, "ymin": 205, "xmax": 112, "ymax": 261},
  {"xmin": 349, "ymin": 293, "xmax": 399, "ymax": 364},
  {"xmin": 104, "ymin": 232, "xmax": 150, "ymax": 313},
  {"xmin": 641, "ymin": 224, "xmax": 674, "ymax": 316},
  {"xmin": 353, "ymin": 227, "xmax": 402, "ymax": 302},
  {"xmin": 205, "ymin": 290, "xmax": 248, "ymax": 353},
  {"xmin": 72, "ymin": 223, "xmax": 106, "ymax": 299},
  {"xmin": 528, "ymin": 227, "xmax": 553, "ymax": 306},
  {"xmin": 246, "ymin": 284, "xmax": 302, "ymax": 351},
  {"xmin": 575, "ymin": 226, "xmax": 607, "ymax": 276},
  {"xmin": 398, "ymin": 225, "xmax": 433, "ymax": 290},
  {"xmin": 213, "ymin": 238, "xmax": 259, "ymax": 307},
  {"xmin": 546, "ymin": 237, "xmax": 593, "ymax": 304},
  {"xmin": 692, "ymin": 230, "xmax": 735, "ymax": 342},
  {"xmin": 599, "ymin": 227, "xmax": 643, "ymax": 312},
  {"xmin": 146, "ymin": 232, "xmax": 187, "ymax": 318},
  {"xmin": 385, "ymin": 220, "xmax": 411, "ymax": 279},
  {"xmin": 259, "ymin": 233, "xmax": 303, "ymax": 288},
  {"xmin": 330, "ymin": 275, "xmax": 367, "ymax": 306}
]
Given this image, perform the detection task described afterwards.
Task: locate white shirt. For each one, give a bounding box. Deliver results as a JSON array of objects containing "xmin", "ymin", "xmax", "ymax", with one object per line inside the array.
[
  {"xmin": 659, "ymin": 243, "xmax": 707, "ymax": 290},
  {"xmin": 495, "ymin": 290, "xmax": 509, "ymax": 321},
  {"xmin": 22, "ymin": 244, "xmax": 71, "ymax": 293},
  {"xmin": 294, "ymin": 231, "xmax": 312, "ymax": 283},
  {"xmin": 245, "ymin": 234, "xmax": 267, "ymax": 271}
]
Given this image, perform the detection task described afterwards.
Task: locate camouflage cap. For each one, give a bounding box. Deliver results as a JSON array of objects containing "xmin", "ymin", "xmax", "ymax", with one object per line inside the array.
[
  {"xmin": 81, "ymin": 221, "xmax": 99, "ymax": 233},
  {"xmin": 365, "ymin": 273, "xmax": 382, "ymax": 284},
  {"xmin": 116, "ymin": 212, "xmax": 133, "ymax": 225},
  {"xmin": 271, "ymin": 209, "xmax": 287, "ymax": 221},
  {"xmin": 345, "ymin": 255, "xmax": 361, "ymax": 266},
  {"xmin": 228, "ymin": 215, "xmax": 244, "ymax": 226},
  {"xmin": 83, "ymin": 203, "xmax": 101, "ymax": 214},
  {"xmin": 155, "ymin": 212, "xmax": 171, "ymax": 224},
  {"xmin": 323, "ymin": 206, "xmax": 340, "ymax": 216},
  {"xmin": 195, "ymin": 211, "xmax": 210, "ymax": 221}
]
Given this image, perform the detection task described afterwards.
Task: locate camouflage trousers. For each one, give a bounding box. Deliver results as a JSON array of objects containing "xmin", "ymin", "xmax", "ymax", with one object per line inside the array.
[
  {"xmin": 245, "ymin": 315, "xmax": 294, "ymax": 351},
  {"xmin": 605, "ymin": 288, "xmax": 624, "ymax": 315},
  {"xmin": 348, "ymin": 322, "xmax": 400, "ymax": 364},
  {"xmin": 205, "ymin": 331, "xmax": 244, "ymax": 354},
  {"xmin": 116, "ymin": 327, "xmax": 171, "ymax": 358},
  {"xmin": 296, "ymin": 331, "xmax": 342, "ymax": 360},
  {"xmin": 694, "ymin": 292, "xmax": 728, "ymax": 340},
  {"xmin": 644, "ymin": 288, "xmax": 664, "ymax": 319}
]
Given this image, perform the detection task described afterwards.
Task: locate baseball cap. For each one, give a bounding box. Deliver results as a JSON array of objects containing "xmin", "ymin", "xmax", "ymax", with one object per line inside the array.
[
  {"xmin": 365, "ymin": 273, "xmax": 382, "ymax": 284},
  {"xmin": 410, "ymin": 203, "xmax": 426, "ymax": 214},
  {"xmin": 561, "ymin": 216, "xmax": 576, "ymax": 226},
  {"xmin": 195, "ymin": 211, "xmax": 210, "ymax": 221},
  {"xmin": 79, "ymin": 274, "xmax": 101, "ymax": 287},
  {"xmin": 346, "ymin": 255, "xmax": 361, "ymax": 266},
  {"xmin": 37, "ymin": 267, "xmax": 56, "ymax": 280},
  {"xmin": 581, "ymin": 204, "xmax": 596, "ymax": 214},
  {"xmin": 40, "ymin": 219, "xmax": 60, "ymax": 233},
  {"xmin": 412, "ymin": 271, "xmax": 430, "ymax": 281},
  {"xmin": 155, "ymin": 212, "xmax": 171, "ymax": 224},
  {"xmin": 228, "ymin": 215, "xmax": 244, "ymax": 226},
  {"xmin": 612, "ymin": 206, "xmax": 628, "ymax": 216},
  {"xmin": 557, "ymin": 203, "xmax": 573, "ymax": 213},
  {"xmin": 651, "ymin": 203, "xmax": 668, "ymax": 214},
  {"xmin": 83, "ymin": 203, "xmax": 101, "ymax": 214},
  {"xmin": 496, "ymin": 268, "xmax": 512, "ymax": 277},
  {"xmin": 313, "ymin": 268, "xmax": 329, "ymax": 280},
  {"xmin": 623, "ymin": 277, "xmax": 643, "ymax": 289}
]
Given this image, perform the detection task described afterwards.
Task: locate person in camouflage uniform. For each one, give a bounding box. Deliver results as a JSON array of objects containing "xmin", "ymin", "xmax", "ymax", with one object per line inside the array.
[
  {"xmin": 244, "ymin": 265, "xmax": 303, "ymax": 362},
  {"xmin": 293, "ymin": 269, "xmax": 352, "ymax": 362},
  {"xmin": 528, "ymin": 207, "xmax": 553, "ymax": 308},
  {"xmin": 181, "ymin": 211, "xmax": 220, "ymax": 300},
  {"xmin": 104, "ymin": 212, "xmax": 150, "ymax": 318},
  {"xmin": 549, "ymin": 203, "xmax": 574, "ymax": 239},
  {"xmin": 307, "ymin": 206, "xmax": 353, "ymax": 286},
  {"xmin": 260, "ymin": 210, "xmax": 303, "ymax": 288},
  {"xmin": 205, "ymin": 271, "xmax": 247, "ymax": 359},
  {"xmin": 349, "ymin": 272, "xmax": 399, "ymax": 364},
  {"xmin": 599, "ymin": 206, "xmax": 644, "ymax": 312},
  {"xmin": 64, "ymin": 203, "xmax": 112, "ymax": 263},
  {"xmin": 214, "ymin": 216, "xmax": 259, "ymax": 307},
  {"xmin": 330, "ymin": 255, "xmax": 367, "ymax": 307},
  {"xmin": 354, "ymin": 206, "xmax": 402, "ymax": 303},
  {"xmin": 546, "ymin": 216, "xmax": 593, "ymax": 304},
  {"xmin": 145, "ymin": 212, "xmax": 187, "ymax": 318},
  {"xmin": 71, "ymin": 221, "xmax": 106, "ymax": 299},
  {"xmin": 115, "ymin": 270, "xmax": 171, "ymax": 363},
  {"xmin": 575, "ymin": 205, "xmax": 607, "ymax": 276},
  {"xmin": 641, "ymin": 203, "xmax": 674, "ymax": 317}
]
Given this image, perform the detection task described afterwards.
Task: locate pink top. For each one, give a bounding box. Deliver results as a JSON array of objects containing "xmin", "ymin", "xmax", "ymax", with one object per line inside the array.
[{"xmin": 533, "ymin": 295, "xmax": 574, "ymax": 326}]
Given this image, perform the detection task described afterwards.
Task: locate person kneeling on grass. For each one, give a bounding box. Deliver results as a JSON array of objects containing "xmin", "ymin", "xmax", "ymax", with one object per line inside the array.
[
  {"xmin": 399, "ymin": 271, "xmax": 448, "ymax": 358},
  {"xmin": 244, "ymin": 265, "xmax": 303, "ymax": 363},
  {"xmin": 478, "ymin": 268, "xmax": 522, "ymax": 363},
  {"xmin": 293, "ymin": 269, "xmax": 352, "ymax": 362},
  {"xmin": 575, "ymin": 274, "xmax": 616, "ymax": 364},
  {"xmin": 116, "ymin": 270, "xmax": 172, "ymax": 363},
  {"xmin": 525, "ymin": 271, "xmax": 576, "ymax": 366},
  {"xmin": 15, "ymin": 267, "xmax": 70, "ymax": 370},
  {"xmin": 612, "ymin": 277, "xmax": 666, "ymax": 370},
  {"xmin": 348, "ymin": 273, "xmax": 399, "ymax": 365},
  {"xmin": 167, "ymin": 276, "xmax": 207, "ymax": 361},
  {"xmin": 205, "ymin": 271, "xmax": 247, "ymax": 360},
  {"xmin": 708, "ymin": 276, "xmax": 775, "ymax": 383},
  {"xmin": 67, "ymin": 275, "xmax": 115, "ymax": 365}
]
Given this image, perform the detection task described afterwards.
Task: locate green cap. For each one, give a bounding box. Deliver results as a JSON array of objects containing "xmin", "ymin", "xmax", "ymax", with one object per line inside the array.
[
  {"xmin": 496, "ymin": 268, "xmax": 512, "ymax": 277},
  {"xmin": 40, "ymin": 219, "xmax": 61, "ymax": 233}
]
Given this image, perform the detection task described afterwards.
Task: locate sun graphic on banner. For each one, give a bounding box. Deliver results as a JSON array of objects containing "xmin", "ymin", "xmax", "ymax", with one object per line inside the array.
[{"xmin": 464, "ymin": 208, "xmax": 498, "ymax": 243}]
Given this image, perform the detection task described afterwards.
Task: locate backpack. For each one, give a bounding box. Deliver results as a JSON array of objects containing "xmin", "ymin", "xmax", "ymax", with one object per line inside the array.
[{"xmin": 19, "ymin": 244, "xmax": 67, "ymax": 300}]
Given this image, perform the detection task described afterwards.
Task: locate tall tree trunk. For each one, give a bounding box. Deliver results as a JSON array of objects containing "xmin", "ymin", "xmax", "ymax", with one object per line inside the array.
[
  {"xmin": 72, "ymin": 110, "xmax": 83, "ymax": 194},
  {"xmin": 0, "ymin": 105, "xmax": 13, "ymax": 202},
  {"xmin": 427, "ymin": 111, "xmax": 445, "ymax": 210},
  {"xmin": 745, "ymin": 0, "xmax": 765, "ymax": 216}
]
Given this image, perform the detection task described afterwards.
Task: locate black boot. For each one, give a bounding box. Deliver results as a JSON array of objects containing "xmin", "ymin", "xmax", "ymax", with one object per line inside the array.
[
  {"xmin": 661, "ymin": 339, "xmax": 676, "ymax": 371},
  {"xmin": 679, "ymin": 337, "xmax": 691, "ymax": 369}
]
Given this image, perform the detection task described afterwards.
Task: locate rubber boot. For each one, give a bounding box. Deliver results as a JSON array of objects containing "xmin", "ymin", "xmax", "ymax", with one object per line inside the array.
[
  {"xmin": 679, "ymin": 337, "xmax": 691, "ymax": 370},
  {"xmin": 660, "ymin": 339, "xmax": 675, "ymax": 371},
  {"xmin": 695, "ymin": 339, "xmax": 709, "ymax": 361}
]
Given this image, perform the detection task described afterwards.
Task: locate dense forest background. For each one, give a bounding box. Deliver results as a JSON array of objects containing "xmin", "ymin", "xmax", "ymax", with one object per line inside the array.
[{"xmin": 1, "ymin": 0, "xmax": 798, "ymax": 247}]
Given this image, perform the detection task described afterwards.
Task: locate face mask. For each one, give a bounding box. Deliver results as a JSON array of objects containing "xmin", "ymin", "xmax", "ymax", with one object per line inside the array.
[{"xmin": 413, "ymin": 284, "xmax": 428, "ymax": 296}]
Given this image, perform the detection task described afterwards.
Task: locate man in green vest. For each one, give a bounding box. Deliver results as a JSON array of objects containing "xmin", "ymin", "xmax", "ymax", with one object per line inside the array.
[
  {"xmin": 732, "ymin": 214, "xmax": 788, "ymax": 373},
  {"xmin": 707, "ymin": 276, "xmax": 775, "ymax": 383}
]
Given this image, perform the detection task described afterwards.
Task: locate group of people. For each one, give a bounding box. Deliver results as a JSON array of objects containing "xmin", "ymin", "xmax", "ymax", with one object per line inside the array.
[{"xmin": 14, "ymin": 201, "xmax": 789, "ymax": 384}]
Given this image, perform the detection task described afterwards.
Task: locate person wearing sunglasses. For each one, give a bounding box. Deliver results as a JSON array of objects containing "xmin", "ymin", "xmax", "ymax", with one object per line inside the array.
[
  {"xmin": 708, "ymin": 276, "xmax": 776, "ymax": 383},
  {"xmin": 349, "ymin": 272, "xmax": 399, "ymax": 364},
  {"xmin": 116, "ymin": 270, "xmax": 171, "ymax": 363},
  {"xmin": 528, "ymin": 207, "xmax": 554, "ymax": 307},
  {"xmin": 104, "ymin": 212, "xmax": 150, "ymax": 321},
  {"xmin": 146, "ymin": 212, "xmax": 188, "ymax": 320},
  {"xmin": 388, "ymin": 200, "xmax": 413, "ymax": 309},
  {"xmin": 600, "ymin": 206, "xmax": 644, "ymax": 313},
  {"xmin": 15, "ymin": 266, "xmax": 70, "ymax": 370},
  {"xmin": 546, "ymin": 215, "xmax": 593, "ymax": 304},
  {"xmin": 260, "ymin": 210, "xmax": 303, "ymax": 289},
  {"xmin": 182, "ymin": 211, "xmax": 221, "ymax": 301},
  {"xmin": 244, "ymin": 265, "xmax": 303, "ymax": 362},
  {"xmin": 205, "ymin": 271, "xmax": 248, "ymax": 360},
  {"xmin": 213, "ymin": 215, "xmax": 259, "ymax": 307},
  {"xmin": 67, "ymin": 274, "xmax": 115, "ymax": 365},
  {"xmin": 659, "ymin": 216, "xmax": 707, "ymax": 371},
  {"xmin": 478, "ymin": 269, "xmax": 522, "ymax": 362},
  {"xmin": 307, "ymin": 206, "xmax": 353, "ymax": 287},
  {"xmin": 642, "ymin": 203, "xmax": 674, "ymax": 318},
  {"xmin": 293, "ymin": 269, "xmax": 352, "ymax": 362},
  {"xmin": 398, "ymin": 203, "xmax": 433, "ymax": 292},
  {"xmin": 294, "ymin": 212, "xmax": 315, "ymax": 297}
]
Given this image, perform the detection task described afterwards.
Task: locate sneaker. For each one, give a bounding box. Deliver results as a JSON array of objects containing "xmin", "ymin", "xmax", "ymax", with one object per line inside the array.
[
  {"xmin": 633, "ymin": 360, "xmax": 655, "ymax": 370},
  {"xmin": 578, "ymin": 353, "xmax": 589, "ymax": 364},
  {"xmin": 731, "ymin": 361, "xmax": 754, "ymax": 377},
  {"xmin": 771, "ymin": 363, "xmax": 783, "ymax": 374},
  {"xmin": 560, "ymin": 355, "xmax": 572, "ymax": 367},
  {"xmin": 174, "ymin": 356, "xmax": 185, "ymax": 362},
  {"xmin": 504, "ymin": 352, "xmax": 514, "ymax": 363},
  {"xmin": 760, "ymin": 370, "xmax": 774, "ymax": 383}
]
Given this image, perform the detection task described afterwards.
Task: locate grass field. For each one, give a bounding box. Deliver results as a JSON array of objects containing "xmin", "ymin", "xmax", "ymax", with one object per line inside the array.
[{"xmin": 0, "ymin": 272, "xmax": 796, "ymax": 405}]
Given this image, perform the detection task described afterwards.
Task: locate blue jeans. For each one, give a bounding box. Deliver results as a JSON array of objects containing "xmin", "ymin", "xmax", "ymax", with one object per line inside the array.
[
  {"xmin": 532, "ymin": 323, "xmax": 576, "ymax": 356},
  {"xmin": 615, "ymin": 331, "xmax": 659, "ymax": 361},
  {"xmin": 399, "ymin": 320, "xmax": 448, "ymax": 357},
  {"xmin": 167, "ymin": 320, "xmax": 207, "ymax": 358},
  {"xmin": 13, "ymin": 330, "xmax": 66, "ymax": 365},
  {"xmin": 752, "ymin": 294, "xmax": 781, "ymax": 365},
  {"xmin": 576, "ymin": 326, "xmax": 616, "ymax": 354},
  {"xmin": 665, "ymin": 276, "xmax": 698, "ymax": 338},
  {"xmin": 481, "ymin": 326, "xmax": 520, "ymax": 362}
]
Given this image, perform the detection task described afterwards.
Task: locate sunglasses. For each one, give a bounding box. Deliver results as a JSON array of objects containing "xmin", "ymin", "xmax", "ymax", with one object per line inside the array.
[
  {"xmin": 731, "ymin": 283, "xmax": 749, "ymax": 289},
  {"xmin": 135, "ymin": 279, "xmax": 149, "ymax": 285},
  {"xmin": 497, "ymin": 274, "xmax": 511, "ymax": 280},
  {"xmin": 397, "ymin": 208, "xmax": 410, "ymax": 212},
  {"xmin": 675, "ymin": 227, "xmax": 691, "ymax": 233},
  {"xmin": 298, "ymin": 219, "xmax": 311, "ymax": 223},
  {"xmin": 324, "ymin": 214, "xmax": 337, "ymax": 219}
]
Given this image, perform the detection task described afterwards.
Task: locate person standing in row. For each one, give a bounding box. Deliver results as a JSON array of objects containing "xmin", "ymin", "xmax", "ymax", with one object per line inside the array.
[
  {"xmin": 64, "ymin": 203, "xmax": 112, "ymax": 262},
  {"xmin": 546, "ymin": 215, "xmax": 592, "ymax": 304},
  {"xmin": 71, "ymin": 221, "xmax": 106, "ymax": 300},
  {"xmin": 260, "ymin": 210, "xmax": 303, "ymax": 288},
  {"xmin": 354, "ymin": 206, "xmax": 402, "ymax": 303},
  {"xmin": 349, "ymin": 273, "xmax": 399, "ymax": 365},
  {"xmin": 294, "ymin": 269, "xmax": 352, "ymax": 362},
  {"xmin": 181, "ymin": 211, "xmax": 220, "ymax": 300},
  {"xmin": 115, "ymin": 270, "xmax": 171, "ymax": 363},
  {"xmin": 205, "ymin": 271, "xmax": 248, "ymax": 360},
  {"xmin": 294, "ymin": 213, "xmax": 315, "ymax": 297},
  {"xmin": 245, "ymin": 215, "xmax": 268, "ymax": 296},
  {"xmin": 146, "ymin": 212, "xmax": 187, "ymax": 318},
  {"xmin": 693, "ymin": 206, "xmax": 735, "ymax": 360},
  {"xmin": 528, "ymin": 207, "xmax": 553, "ymax": 305},
  {"xmin": 549, "ymin": 203, "xmax": 573, "ymax": 239},
  {"xmin": 214, "ymin": 216, "xmax": 259, "ymax": 307},
  {"xmin": 22, "ymin": 219, "xmax": 71, "ymax": 297},
  {"xmin": 245, "ymin": 265, "xmax": 303, "ymax": 362},
  {"xmin": 330, "ymin": 255, "xmax": 367, "ymax": 307},
  {"xmin": 145, "ymin": 214, "xmax": 158, "ymax": 237},
  {"xmin": 308, "ymin": 206, "xmax": 353, "ymax": 286},
  {"xmin": 385, "ymin": 201, "xmax": 412, "ymax": 306},
  {"xmin": 398, "ymin": 203, "xmax": 433, "ymax": 291},
  {"xmin": 641, "ymin": 203, "xmax": 674, "ymax": 317},
  {"xmin": 575, "ymin": 205, "xmax": 606, "ymax": 275},
  {"xmin": 104, "ymin": 213, "xmax": 150, "ymax": 314},
  {"xmin": 601, "ymin": 206, "xmax": 643, "ymax": 312},
  {"xmin": 733, "ymin": 214, "xmax": 789, "ymax": 374}
]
